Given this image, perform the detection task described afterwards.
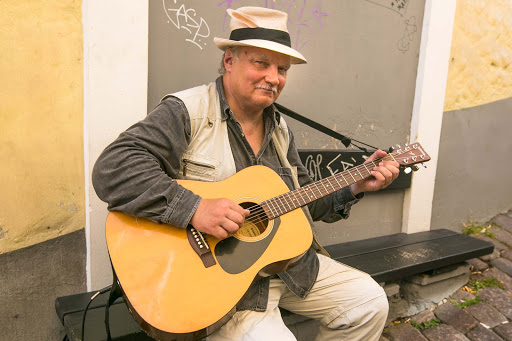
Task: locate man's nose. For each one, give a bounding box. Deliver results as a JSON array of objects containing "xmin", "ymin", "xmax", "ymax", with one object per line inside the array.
[{"xmin": 264, "ymin": 65, "xmax": 279, "ymax": 85}]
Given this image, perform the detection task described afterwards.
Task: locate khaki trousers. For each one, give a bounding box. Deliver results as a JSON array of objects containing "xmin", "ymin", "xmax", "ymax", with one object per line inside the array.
[{"xmin": 208, "ymin": 254, "xmax": 388, "ymax": 341}]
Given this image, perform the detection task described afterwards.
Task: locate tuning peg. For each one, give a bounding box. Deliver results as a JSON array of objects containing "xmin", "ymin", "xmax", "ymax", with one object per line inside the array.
[
  {"xmin": 411, "ymin": 165, "xmax": 419, "ymax": 172},
  {"xmin": 421, "ymin": 163, "xmax": 427, "ymax": 168},
  {"xmin": 388, "ymin": 146, "xmax": 395, "ymax": 153},
  {"xmin": 396, "ymin": 144, "xmax": 402, "ymax": 149},
  {"xmin": 404, "ymin": 167, "xmax": 412, "ymax": 174}
]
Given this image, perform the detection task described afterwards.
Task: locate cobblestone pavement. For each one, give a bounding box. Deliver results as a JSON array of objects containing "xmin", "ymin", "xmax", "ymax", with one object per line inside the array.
[{"xmin": 381, "ymin": 210, "xmax": 512, "ymax": 341}]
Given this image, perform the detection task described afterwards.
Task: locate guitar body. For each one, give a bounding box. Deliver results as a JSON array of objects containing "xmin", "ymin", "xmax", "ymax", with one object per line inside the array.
[{"xmin": 106, "ymin": 165, "xmax": 313, "ymax": 340}]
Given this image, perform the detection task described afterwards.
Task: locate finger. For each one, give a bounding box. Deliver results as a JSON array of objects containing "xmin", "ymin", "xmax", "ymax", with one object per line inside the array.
[
  {"xmin": 366, "ymin": 149, "xmax": 387, "ymax": 162},
  {"xmin": 230, "ymin": 202, "xmax": 251, "ymax": 217},
  {"xmin": 371, "ymin": 169, "xmax": 386, "ymax": 183},
  {"xmin": 382, "ymin": 162, "xmax": 400, "ymax": 180},
  {"xmin": 375, "ymin": 163, "xmax": 394, "ymax": 180},
  {"xmin": 221, "ymin": 219, "xmax": 240, "ymax": 235},
  {"xmin": 211, "ymin": 226, "xmax": 230, "ymax": 240},
  {"xmin": 226, "ymin": 210, "xmax": 245, "ymax": 226}
]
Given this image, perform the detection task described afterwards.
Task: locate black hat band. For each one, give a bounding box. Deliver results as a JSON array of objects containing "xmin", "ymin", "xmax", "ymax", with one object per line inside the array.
[{"xmin": 229, "ymin": 27, "xmax": 291, "ymax": 48}]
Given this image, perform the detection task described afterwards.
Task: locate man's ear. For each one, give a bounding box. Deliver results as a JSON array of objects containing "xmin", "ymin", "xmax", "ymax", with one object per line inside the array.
[{"xmin": 224, "ymin": 49, "xmax": 235, "ymax": 72}]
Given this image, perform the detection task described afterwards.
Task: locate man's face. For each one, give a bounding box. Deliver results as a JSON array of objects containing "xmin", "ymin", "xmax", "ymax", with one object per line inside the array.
[{"xmin": 224, "ymin": 46, "xmax": 291, "ymax": 112}]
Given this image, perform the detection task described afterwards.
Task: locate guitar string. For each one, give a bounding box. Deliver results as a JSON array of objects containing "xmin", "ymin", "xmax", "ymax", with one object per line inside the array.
[
  {"xmin": 241, "ymin": 155, "xmax": 394, "ymax": 225},
  {"xmin": 240, "ymin": 153, "xmax": 422, "ymax": 226},
  {"xmin": 241, "ymin": 154, "xmax": 404, "ymax": 225}
]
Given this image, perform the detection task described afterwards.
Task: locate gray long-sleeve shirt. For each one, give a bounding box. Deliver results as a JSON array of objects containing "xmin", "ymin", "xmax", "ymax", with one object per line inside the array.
[{"xmin": 92, "ymin": 77, "xmax": 362, "ymax": 311}]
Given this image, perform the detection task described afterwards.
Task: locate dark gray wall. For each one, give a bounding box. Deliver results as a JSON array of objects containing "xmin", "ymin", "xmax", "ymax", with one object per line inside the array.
[
  {"xmin": 0, "ymin": 229, "xmax": 86, "ymax": 340},
  {"xmin": 431, "ymin": 97, "xmax": 512, "ymax": 231},
  {"xmin": 148, "ymin": 0, "xmax": 426, "ymax": 242}
]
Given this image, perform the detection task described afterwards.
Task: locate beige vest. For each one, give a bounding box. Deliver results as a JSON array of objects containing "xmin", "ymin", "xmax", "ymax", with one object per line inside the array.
[{"xmin": 169, "ymin": 82, "xmax": 328, "ymax": 256}]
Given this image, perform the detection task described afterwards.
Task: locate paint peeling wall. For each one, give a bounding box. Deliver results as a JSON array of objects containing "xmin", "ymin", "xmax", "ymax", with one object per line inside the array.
[
  {"xmin": 431, "ymin": 0, "xmax": 512, "ymax": 230},
  {"xmin": 0, "ymin": 0, "xmax": 84, "ymax": 254},
  {"xmin": 444, "ymin": 0, "xmax": 512, "ymax": 111}
]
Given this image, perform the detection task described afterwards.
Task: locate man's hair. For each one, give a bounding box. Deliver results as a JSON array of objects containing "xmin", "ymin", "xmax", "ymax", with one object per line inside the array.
[{"xmin": 218, "ymin": 46, "xmax": 242, "ymax": 75}]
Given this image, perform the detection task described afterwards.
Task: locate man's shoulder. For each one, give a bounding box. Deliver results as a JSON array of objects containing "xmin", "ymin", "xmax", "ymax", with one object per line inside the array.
[{"xmin": 161, "ymin": 81, "xmax": 217, "ymax": 103}]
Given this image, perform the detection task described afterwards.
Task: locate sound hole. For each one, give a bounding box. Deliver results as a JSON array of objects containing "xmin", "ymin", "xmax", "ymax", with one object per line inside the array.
[{"xmin": 235, "ymin": 202, "xmax": 269, "ymax": 238}]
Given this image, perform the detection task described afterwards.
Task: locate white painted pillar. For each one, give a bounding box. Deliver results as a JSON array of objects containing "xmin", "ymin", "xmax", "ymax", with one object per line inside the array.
[
  {"xmin": 402, "ymin": 0, "xmax": 457, "ymax": 233},
  {"xmin": 83, "ymin": 1, "xmax": 149, "ymax": 290}
]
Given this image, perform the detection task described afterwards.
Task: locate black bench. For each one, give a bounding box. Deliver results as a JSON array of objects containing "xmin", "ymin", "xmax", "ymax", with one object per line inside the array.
[{"xmin": 55, "ymin": 229, "xmax": 493, "ymax": 341}]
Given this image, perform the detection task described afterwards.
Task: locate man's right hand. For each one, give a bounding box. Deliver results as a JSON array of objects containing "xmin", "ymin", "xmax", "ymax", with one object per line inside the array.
[{"xmin": 189, "ymin": 198, "xmax": 250, "ymax": 239}]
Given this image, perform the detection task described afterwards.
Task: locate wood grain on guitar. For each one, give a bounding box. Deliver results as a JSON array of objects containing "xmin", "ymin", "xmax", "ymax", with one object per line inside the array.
[{"xmin": 105, "ymin": 142, "xmax": 430, "ymax": 340}]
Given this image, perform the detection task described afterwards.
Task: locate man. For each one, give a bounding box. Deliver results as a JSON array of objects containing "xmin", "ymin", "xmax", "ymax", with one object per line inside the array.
[{"xmin": 93, "ymin": 6, "xmax": 399, "ymax": 341}]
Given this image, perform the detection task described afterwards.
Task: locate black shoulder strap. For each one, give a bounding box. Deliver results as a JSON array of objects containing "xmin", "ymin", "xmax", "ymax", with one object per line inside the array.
[{"xmin": 274, "ymin": 102, "xmax": 381, "ymax": 151}]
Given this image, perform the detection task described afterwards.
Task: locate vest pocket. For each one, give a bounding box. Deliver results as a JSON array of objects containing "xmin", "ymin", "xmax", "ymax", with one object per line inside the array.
[
  {"xmin": 277, "ymin": 167, "xmax": 295, "ymax": 191},
  {"xmin": 181, "ymin": 155, "xmax": 219, "ymax": 182}
]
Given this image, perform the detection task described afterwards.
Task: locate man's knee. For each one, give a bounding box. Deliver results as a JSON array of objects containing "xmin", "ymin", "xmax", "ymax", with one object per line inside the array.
[{"xmin": 321, "ymin": 289, "xmax": 388, "ymax": 331}]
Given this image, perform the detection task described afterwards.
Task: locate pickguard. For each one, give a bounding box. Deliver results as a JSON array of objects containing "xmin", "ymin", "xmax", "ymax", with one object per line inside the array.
[{"xmin": 214, "ymin": 217, "xmax": 281, "ymax": 274}]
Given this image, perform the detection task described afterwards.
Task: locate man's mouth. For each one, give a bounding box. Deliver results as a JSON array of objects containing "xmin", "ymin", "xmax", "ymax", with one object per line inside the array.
[{"xmin": 255, "ymin": 85, "xmax": 277, "ymax": 93}]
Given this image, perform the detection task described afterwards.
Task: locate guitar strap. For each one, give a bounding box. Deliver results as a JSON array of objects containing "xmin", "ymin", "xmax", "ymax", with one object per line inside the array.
[{"xmin": 274, "ymin": 102, "xmax": 381, "ymax": 151}]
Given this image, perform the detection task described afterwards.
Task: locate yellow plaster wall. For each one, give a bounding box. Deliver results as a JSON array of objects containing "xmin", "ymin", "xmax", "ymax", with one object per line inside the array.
[
  {"xmin": 444, "ymin": 0, "xmax": 512, "ymax": 111},
  {"xmin": 0, "ymin": 0, "xmax": 84, "ymax": 254}
]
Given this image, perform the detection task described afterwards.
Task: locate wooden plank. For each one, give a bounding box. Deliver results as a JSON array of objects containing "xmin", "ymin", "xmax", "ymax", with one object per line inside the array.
[
  {"xmin": 298, "ymin": 149, "xmax": 412, "ymax": 190},
  {"xmin": 333, "ymin": 234, "xmax": 494, "ymax": 283}
]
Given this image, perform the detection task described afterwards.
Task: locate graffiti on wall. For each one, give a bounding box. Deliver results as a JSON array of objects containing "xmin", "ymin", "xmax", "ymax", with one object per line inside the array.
[
  {"xmin": 362, "ymin": 0, "xmax": 417, "ymax": 54},
  {"xmin": 299, "ymin": 150, "xmax": 411, "ymax": 190},
  {"xmin": 162, "ymin": 0, "xmax": 417, "ymax": 54},
  {"xmin": 302, "ymin": 151, "xmax": 370, "ymax": 182},
  {"xmin": 162, "ymin": 0, "xmax": 211, "ymax": 50},
  {"xmin": 362, "ymin": 0, "xmax": 409, "ymax": 16},
  {"xmin": 397, "ymin": 16, "xmax": 417, "ymax": 53}
]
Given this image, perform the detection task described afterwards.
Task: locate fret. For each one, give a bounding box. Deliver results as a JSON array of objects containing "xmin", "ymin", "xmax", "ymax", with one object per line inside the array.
[
  {"xmin": 291, "ymin": 191, "xmax": 301, "ymax": 208},
  {"xmin": 267, "ymin": 198, "xmax": 279, "ymax": 218},
  {"xmin": 297, "ymin": 190, "xmax": 307, "ymax": 206},
  {"xmin": 355, "ymin": 166, "xmax": 364, "ymax": 179},
  {"xmin": 275, "ymin": 195, "xmax": 287, "ymax": 214},
  {"xmin": 319, "ymin": 179, "xmax": 330, "ymax": 196},
  {"xmin": 282, "ymin": 193, "xmax": 293, "ymax": 211},
  {"xmin": 348, "ymin": 169, "xmax": 357, "ymax": 183},
  {"xmin": 312, "ymin": 183, "xmax": 321, "ymax": 199},
  {"xmin": 327, "ymin": 178, "xmax": 337, "ymax": 192},
  {"xmin": 339, "ymin": 173, "xmax": 350, "ymax": 187},
  {"xmin": 303, "ymin": 186, "xmax": 314, "ymax": 201},
  {"xmin": 362, "ymin": 162, "xmax": 371, "ymax": 175},
  {"xmin": 331, "ymin": 176, "xmax": 341, "ymax": 189},
  {"xmin": 261, "ymin": 201, "xmax": 272, "ymax": 219}
]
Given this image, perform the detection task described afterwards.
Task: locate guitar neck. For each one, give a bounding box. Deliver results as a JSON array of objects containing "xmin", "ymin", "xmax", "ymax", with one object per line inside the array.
[{"xmin": 262, "ymin": 155, "xmax": 394, "ymax": 219}]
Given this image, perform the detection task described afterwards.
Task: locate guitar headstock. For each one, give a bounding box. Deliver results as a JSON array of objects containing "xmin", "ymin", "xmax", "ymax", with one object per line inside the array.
[{"xmin": 389, "ymin": 142, "xmax": 431, "ymax": 170}]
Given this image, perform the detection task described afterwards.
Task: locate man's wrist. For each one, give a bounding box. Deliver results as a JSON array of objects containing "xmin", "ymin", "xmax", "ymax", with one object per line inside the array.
[{"xmin": 349, "ymin": 184, "xmax": 361, "ymax": 198}]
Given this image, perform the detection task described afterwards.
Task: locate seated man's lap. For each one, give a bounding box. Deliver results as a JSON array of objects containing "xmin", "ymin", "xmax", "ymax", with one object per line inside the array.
[
  {"xmin": 208, "ymin": 254, "xmax": 388, "ymax": 341},
  {"xmin": 279, "ymin": 254, "xmax": 388, "ymax": 335}
]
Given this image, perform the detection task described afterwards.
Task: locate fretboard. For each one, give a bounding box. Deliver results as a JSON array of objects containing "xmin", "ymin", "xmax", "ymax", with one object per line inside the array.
[{"xmin": 261, "ymin": 155, "xmax": 393, "ymax": 219}]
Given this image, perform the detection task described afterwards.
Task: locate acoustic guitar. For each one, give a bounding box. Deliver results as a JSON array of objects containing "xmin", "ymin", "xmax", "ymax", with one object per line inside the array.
[{"xmin": 105, "ymin": 143, "xmax": 430, "ymax": 340}]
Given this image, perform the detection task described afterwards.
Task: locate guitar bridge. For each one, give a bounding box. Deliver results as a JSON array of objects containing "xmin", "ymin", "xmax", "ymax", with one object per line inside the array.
[{"xmin": 186, "ymin": 225, "xmax": 216, "ymax": 268}]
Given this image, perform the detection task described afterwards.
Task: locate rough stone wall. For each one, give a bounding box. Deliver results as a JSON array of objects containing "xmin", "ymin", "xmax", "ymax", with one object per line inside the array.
[
  {"xmin": 432, "ymin": 0, "xmax": 512, "ymax": 230},
  {"xmin": 444, "ymin": 0, "xmax": 512, "ymax": 111},
  {"xmin": 0, "ymin": 1, "xmax": 86, "ymax": 339},
  {"xmin": 0, "ymin": 0, "xmax": 85, "ymax": 254}
]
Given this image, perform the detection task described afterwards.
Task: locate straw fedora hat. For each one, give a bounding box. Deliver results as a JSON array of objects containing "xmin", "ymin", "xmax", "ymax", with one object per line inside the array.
[{"xmin": 214, "ymin": 7, "xmax": 307, "ymax": 64}]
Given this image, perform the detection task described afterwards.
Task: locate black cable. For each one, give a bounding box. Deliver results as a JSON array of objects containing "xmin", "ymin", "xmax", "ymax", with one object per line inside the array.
[{"xmin": 81, "ymin": 285, "xmax": 113, "ymax": 341}]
